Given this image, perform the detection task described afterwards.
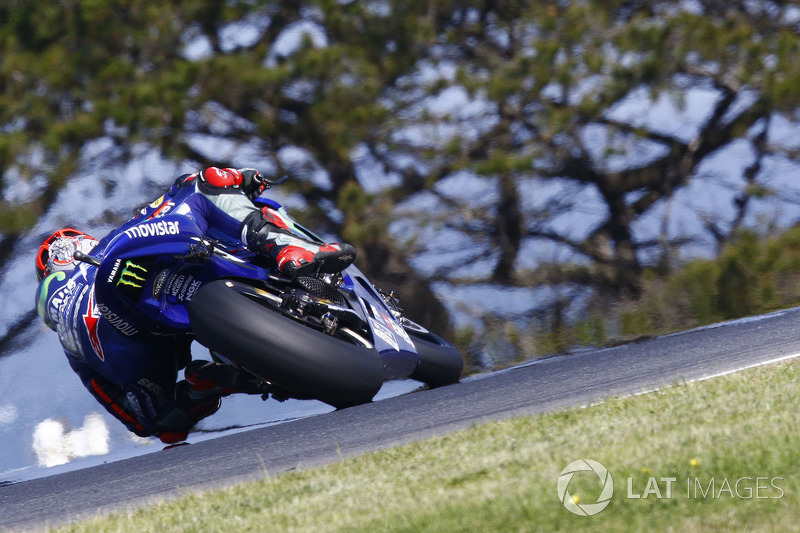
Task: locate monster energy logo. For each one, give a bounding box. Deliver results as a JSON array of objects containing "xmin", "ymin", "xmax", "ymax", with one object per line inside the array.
[{"xmin": 116, "ymin": 261, "xmax": 148, "ymax": 289}]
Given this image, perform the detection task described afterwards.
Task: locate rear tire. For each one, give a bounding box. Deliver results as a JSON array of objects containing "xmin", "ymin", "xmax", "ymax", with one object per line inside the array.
[
  {"xmin": 408, "ymin": 331, "xmax": 463, "ymax": 387},
  {"xmin": 189, "ymin": 280, "xmax": 385, "ymax": 408}
]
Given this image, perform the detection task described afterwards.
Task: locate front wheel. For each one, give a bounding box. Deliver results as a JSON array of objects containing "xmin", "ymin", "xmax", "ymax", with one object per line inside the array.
[{"xmin": 188, "ymin": 280, "xmax": 385, "ymax": 408}]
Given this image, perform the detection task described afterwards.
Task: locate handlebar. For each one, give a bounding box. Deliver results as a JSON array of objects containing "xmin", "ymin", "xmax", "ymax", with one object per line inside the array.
[
  {"xmin": 174, "ymin": 239, "xmax": 216, "ymax": 261},
  {"xmin": 73, "ymin": 250, "xmax": 101, "ymax": 267}
]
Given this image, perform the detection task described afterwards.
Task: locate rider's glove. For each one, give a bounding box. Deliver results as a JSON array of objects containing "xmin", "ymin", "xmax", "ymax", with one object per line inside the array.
[
  {"xmin": 198, "ymin": 167, "xmax": 266, "ymax": 200},
  {"xmin": 239, "ymin": 168, "xmax": 267, "ymax": 200},
  {"xmin": 125, "ymin": 378, "xmax": 168, "ymax": 432}
]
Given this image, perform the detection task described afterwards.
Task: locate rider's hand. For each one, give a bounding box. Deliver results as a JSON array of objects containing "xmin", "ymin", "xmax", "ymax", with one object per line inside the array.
[
  {"xmin": 239, "ymin": 168, "xmax": 266, "ymax": 200},
  {"xmin": 124, "ymin": 378, "xmax": 168, "ymax": 431}
]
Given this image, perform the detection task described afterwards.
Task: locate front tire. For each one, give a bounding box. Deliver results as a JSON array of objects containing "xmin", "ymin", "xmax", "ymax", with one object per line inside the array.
[{"xmin": 189, "ymin": 280, "xmax": 385, "ymax": 408}]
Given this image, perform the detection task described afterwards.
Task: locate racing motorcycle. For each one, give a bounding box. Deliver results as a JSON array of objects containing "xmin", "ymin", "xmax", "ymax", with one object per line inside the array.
[{"xmin": 75, "ymin": 189, "xmax": 463, "ymax": 409}]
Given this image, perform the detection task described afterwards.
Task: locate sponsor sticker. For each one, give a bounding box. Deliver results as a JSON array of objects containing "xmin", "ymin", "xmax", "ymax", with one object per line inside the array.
[
  {"xmin": 48, "ymin": 279, "xmax": 80, "ymax": 327},
  {"xmin": 149, "ymin": 200, "xmax": 175, "ymax": 219},
  {"xmin": 165, "ymin": 273, "xmax": 203, "ymax": 302},
  {"xmin": 183, "ymin": 279, "xmax": 202, "ymax": 302},
  {"xmin": 381, "ymin": 311, "xmax": 412, "ymax": 345},
  {"xmin": 106, "ymin": 258, "xmax": 122, "ymax": 284},
  {"xmin": 95, "ymin": 302, "xmax": 139, "ymax": 336},
  {"xmin": 369, "ymin": 317, "xmax": 399, "ymax": 351},
  {"xmin": 123, "ymin": 220, "xmax": 180, "ymax": 239},
  {"xmin": 47, "ymin": 278, "xmax": 84, "ymax": 354},
  {"xmin": 116, "ymin": 261, "xmax": 148, "ymax": 289},
  {"xmin": 371, "ymin": 303, "xmax": 412, "ymax": 346}
]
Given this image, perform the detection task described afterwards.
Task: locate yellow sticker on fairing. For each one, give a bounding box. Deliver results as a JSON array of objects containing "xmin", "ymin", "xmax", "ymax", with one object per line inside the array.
[{"xmin": 149, "ymin": 195, "xmax": 165, "ymax": 208}]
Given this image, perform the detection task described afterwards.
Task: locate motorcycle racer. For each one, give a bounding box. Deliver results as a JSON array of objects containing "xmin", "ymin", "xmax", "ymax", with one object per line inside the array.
[
  {"xmin": 138, "ymin": 167, "xmax": 356, "ymax": 278},
  {"xmin": 34, "ymin": 168, "xmax": 357, "ymax": 443}
]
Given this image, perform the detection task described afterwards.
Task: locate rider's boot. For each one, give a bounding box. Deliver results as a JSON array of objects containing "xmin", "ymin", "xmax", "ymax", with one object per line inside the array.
[
  {"xmin": 173, "ymin": 380, "xmax": 222, "ymax": 417},
  {"xmin": 154, "ymin": 381, "xmax": 222, "ymax": 443},
  {"xmin": 241, "ymin": 208, "xmax": 356, "ymax": 278},
  {"xmin": 184, "ymin": 360, "xmax": 270, "ymax": 398}
]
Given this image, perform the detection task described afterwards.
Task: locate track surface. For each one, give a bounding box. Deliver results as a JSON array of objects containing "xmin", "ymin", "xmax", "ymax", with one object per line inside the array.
[{"xmin": 3, "ymin": 307, "xmax": 800, "ymax": 531}]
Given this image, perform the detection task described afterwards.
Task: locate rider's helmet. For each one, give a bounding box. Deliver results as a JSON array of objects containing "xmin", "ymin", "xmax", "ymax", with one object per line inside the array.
[{"xmin": 35, "ymin": 228, "xmax": 98, "ymax": 282}]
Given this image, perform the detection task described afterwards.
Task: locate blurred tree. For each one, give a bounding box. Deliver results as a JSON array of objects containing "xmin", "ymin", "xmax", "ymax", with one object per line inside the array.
[
  {"xmin": 364, "ymin": 0, "xmax": 800, "ymax": 348},
  {"xmin": 379, "ymin": 1, "xmax": 800, "ymax": 288},
  {"xmin": 0, "ymin": 0, "xmax": 449, "ymax": 331},
  {"xmin": 3, "ymin": 1, "xmax": 800, "ymax": 359}
]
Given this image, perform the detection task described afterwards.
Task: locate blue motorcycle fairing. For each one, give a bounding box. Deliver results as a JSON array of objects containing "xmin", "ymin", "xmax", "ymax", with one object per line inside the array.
[
  {"xmin": 344, "ymin": 268, "xmax": 418, "ymax": 379},
  {"xmin": 90, "ymin": 200, "xmax": 421, "ymax": 382},
  {"xmin": 94, "ymin": 214, "xmax": 267, "ymax": 333}
]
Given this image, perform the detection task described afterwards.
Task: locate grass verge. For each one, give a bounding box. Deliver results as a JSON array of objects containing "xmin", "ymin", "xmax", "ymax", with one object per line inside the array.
[{"xmin": 55, "ymin": 360, "xmax": 800, "ymax": 532}]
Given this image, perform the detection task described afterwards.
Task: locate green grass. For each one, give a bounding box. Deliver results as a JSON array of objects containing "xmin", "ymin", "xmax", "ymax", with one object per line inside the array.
[{"xmin": 54, "ymin": 360, "xmax": 800, "ymax": 533}]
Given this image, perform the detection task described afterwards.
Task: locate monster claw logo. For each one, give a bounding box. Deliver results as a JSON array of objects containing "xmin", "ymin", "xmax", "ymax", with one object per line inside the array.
[{"xmin": 116, "ymin": 261, "xmax": 148, "ymax": 289}]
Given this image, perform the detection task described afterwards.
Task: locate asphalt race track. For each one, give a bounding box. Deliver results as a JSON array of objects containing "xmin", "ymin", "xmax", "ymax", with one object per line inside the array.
[{"xmin": 3, "ymin": 307, "xmax": 800, "ymax": 531}]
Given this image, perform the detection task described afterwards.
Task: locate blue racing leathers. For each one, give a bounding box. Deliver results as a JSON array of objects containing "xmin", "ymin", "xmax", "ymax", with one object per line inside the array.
[{"xmin": 35, "ymin": 169, "xmax": 269, "ymax": 443}]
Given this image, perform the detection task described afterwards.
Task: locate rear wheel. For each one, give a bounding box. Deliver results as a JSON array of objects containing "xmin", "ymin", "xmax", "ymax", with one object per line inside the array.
[
  {"xmin": 189, "ymin": 279, "xmax": 385, "ymax": 408},
  {"xmin": 407, "ymin": 329, "xmax": 463, "ymax": 387}
]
